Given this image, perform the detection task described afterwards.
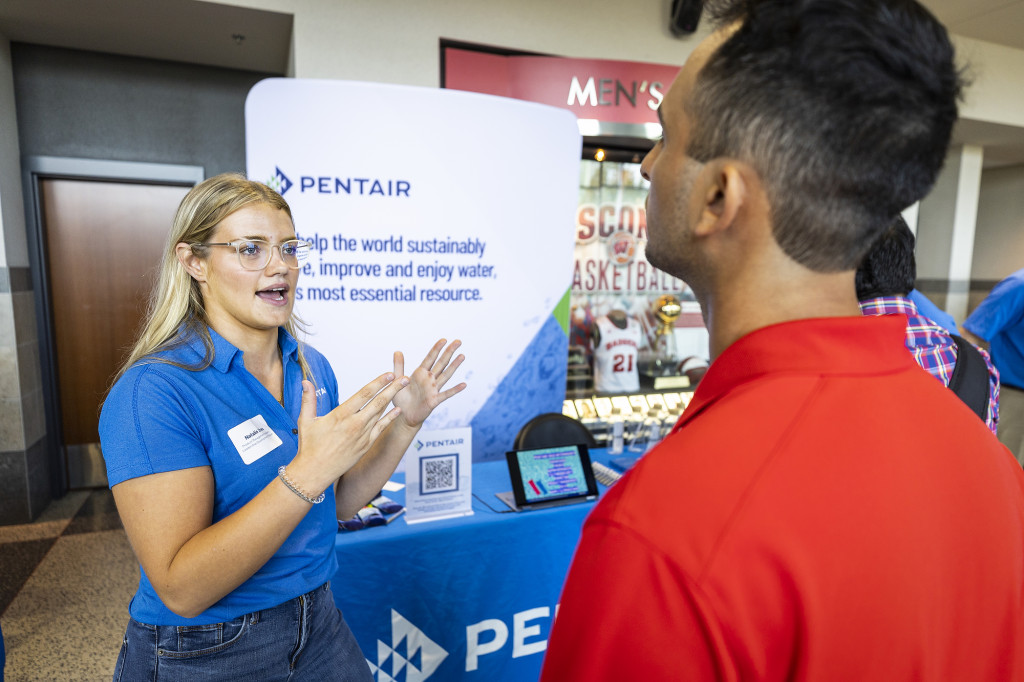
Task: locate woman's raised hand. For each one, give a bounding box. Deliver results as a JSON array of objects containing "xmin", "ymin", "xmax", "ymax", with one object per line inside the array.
[
  {"xmin": 291, "ymin": 372, "xmax": 407, "ymax": 492},
  {"xmin": 392, "ymin": 339, "xmax": 467, "ymax": 428}
]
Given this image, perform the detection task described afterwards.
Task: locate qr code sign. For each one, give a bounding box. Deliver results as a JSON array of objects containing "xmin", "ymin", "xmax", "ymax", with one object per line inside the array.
[{"xmin": 420, "ymin": 454, "xmax": 458, "ymax": 494}]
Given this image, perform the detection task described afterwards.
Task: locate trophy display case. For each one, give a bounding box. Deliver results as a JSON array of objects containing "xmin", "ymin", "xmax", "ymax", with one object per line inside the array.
[
  {"xmin": 566, "ymin": 146, "xmax": 708, "ymax": 457},
  {"xmin": 561, "ymin": 390, "xmax": 694, "ymax": 453}
]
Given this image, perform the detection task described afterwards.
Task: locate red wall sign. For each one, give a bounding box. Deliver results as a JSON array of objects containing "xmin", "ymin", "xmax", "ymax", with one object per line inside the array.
[{"xmin": 444, "ymin": 48, "xmax": 681, "ymax": 126}]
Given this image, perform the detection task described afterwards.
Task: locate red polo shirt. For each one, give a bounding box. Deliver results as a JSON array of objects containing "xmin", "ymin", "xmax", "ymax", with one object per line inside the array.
[{"xmin": 542, "ymin": 316, "xmax": 1024, "ymax": 681}]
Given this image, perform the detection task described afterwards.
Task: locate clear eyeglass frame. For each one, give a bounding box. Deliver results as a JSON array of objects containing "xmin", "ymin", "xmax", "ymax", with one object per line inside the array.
[{"xmin": 193, "ymin": 239, "xmax": 312, "ymax": 270}]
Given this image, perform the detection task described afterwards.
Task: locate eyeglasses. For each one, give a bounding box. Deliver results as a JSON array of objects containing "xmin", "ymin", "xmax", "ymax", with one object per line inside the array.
[{"xmin": 192, "ymin": 239, "xmax": 312, "ymax": 270}]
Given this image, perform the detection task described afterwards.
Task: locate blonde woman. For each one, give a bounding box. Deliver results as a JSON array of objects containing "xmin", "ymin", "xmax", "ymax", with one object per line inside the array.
[{"xmin": 100, "ymin": 173, "xmax": 465, "ymax": 681}]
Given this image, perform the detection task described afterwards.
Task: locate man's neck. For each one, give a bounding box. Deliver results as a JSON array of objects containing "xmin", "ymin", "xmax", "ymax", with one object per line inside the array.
[{"xmin": 703, "ymin": 266, "xmax": 861, "ymax": 361}]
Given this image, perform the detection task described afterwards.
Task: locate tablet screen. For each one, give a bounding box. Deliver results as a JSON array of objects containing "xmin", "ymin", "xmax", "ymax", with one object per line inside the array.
[{"xmin": 507, "ymin": 444, "xmax": 598, "ymax": 506}]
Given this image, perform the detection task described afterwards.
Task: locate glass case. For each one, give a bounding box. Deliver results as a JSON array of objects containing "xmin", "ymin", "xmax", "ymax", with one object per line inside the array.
[{"xmin": 567, "ymin": 148, "xmax": 710, "ymax": 452}]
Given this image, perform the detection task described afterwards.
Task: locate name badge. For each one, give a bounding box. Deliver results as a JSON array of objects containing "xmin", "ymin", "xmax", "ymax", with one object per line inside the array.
[{"xmin": 227, "ymin": 415, "xmax": 283, "ymax": 465}]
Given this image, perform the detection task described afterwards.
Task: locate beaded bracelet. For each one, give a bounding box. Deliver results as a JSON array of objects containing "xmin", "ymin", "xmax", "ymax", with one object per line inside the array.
[{"xmin": 277, "ymin": 466, "xmax": 326, "ymax": 505}]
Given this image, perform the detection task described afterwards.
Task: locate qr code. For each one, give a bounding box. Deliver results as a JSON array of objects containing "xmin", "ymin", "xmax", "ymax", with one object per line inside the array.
[{"xmin": 421, "ymin": 454, "xmax": 458, "ymax": 494}]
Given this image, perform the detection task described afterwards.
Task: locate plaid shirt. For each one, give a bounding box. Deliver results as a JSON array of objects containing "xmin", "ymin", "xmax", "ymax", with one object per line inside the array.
[{"xmin": 860, "ymin": 295, "xmax": 1000, "ymax": 434}]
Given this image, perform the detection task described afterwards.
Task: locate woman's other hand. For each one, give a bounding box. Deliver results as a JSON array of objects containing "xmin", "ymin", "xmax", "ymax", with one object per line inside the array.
[{"xmin": 392, "ymin": 339, "xmax": 466, "ymax": 427}]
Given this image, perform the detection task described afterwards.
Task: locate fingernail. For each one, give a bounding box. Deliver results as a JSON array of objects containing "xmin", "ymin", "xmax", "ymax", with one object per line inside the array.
[
  {"xmin": 401, "ymin": 378, "xmax": 410, "ymax": 386},
  {"xmin": 386, "ymin": 373, "xmax": 395, "ymax": 381}
]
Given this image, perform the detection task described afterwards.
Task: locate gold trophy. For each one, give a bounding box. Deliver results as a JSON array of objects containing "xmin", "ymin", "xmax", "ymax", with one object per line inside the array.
[{"xmin": 651, "ymin": 294, "xmax": 681, "ymax": 376}]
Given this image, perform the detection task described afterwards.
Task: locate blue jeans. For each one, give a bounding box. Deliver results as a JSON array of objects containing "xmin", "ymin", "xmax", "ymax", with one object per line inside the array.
[{"xmin": 112, "ymin": 582, "xmax": 372, "ymax": 681}]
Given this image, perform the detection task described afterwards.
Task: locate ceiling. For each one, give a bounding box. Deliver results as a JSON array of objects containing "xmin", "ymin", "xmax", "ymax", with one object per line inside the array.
[
  {"xmin": 0, "ymin": 1, "xmax": 1020, "ymax": 72},
  {"xmin": 2, "ymin": 0, "xmax": 1024, "ymax": 166},
  {"xmin": 0, "ymin": 0, "xmax": 293, "ymax": 75},
  {"xmin": 920, "ymin": 0, "xmax": 1024, "ymax": 51},
  {"xmin": 910, "ymin": 0, "xmax": 1024, "ymax": 168}
]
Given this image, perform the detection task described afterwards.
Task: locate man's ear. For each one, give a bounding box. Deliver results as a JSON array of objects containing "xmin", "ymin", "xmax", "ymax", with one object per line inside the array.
[
  {"xmin": 691, "ymin": 161, "xmax": 753, "ymax": 237},
  {"xmin": 175, "ymin": 242, "xmax": 207, "ymax": 283}
]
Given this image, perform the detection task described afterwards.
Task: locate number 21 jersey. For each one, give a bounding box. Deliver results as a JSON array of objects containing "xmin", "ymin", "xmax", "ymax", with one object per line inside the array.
[{"xmin": 593, "ymin": 315, "xmax": 641, "ymax": 394}]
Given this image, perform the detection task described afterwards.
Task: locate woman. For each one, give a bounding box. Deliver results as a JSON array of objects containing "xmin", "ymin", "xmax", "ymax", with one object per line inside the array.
[{"xmin": 99, "ymin": 173, "xmax": 465, "ymax": 680}]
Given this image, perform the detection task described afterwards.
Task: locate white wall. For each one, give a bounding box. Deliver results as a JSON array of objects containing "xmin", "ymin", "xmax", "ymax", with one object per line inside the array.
[
  {"xmin": 203, "ymin": 1, "xmax": 1024, "ymax": 136},
  {"xmin": 217, "ymin": 0, "xmax": 709, "ymax": 85},
  {"xmin": 955, "ymin": 35, "xmax": 1024, "ymax": 129},
  {"xmin": 918, "ymin": 149, "xmax": 962, "ymax": 281},
  {"xmin": 974, "ymin": 164, "xmax": 1024, "ymax": 280}
]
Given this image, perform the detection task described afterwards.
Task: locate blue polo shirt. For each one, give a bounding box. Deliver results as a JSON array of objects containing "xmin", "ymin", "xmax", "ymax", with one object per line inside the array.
[
  {"xmin": 908, "ymin": 289, "xmax": 958, "ymax": 335},
  {"xmin": 965, "ymin": 268, "xmax": 1024, "ymax": 389},
  {"xmin": 99, "ymin": 326, "xmax": 341, "ymax": 625}
]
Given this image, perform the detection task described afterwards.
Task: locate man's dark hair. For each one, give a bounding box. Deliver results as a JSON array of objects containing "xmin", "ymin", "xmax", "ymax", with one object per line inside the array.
[
  {"xmin": 855, "ymin": 215, "xmax": 916, "ymax": 299},
  {"xmin": 689, "ymin": 0, "xmax": 964, "ymax": 272}
]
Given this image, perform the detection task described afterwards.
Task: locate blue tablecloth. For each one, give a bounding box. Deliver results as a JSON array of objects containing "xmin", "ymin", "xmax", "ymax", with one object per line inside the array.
[{"xmin": 332, "ymin": 449, "xmax": 621, "ymax": 682}]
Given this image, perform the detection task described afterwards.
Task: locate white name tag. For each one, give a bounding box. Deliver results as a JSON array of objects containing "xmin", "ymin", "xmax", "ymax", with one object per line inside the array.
[{"xmin": 227, "ymin": 415, "xmax": 283, "ymax": 465}]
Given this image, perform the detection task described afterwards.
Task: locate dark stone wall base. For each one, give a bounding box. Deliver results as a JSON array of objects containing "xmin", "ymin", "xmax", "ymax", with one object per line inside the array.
[{"xmin": 0, "ymin": 437, "xmax": 52, "ymax": 525}]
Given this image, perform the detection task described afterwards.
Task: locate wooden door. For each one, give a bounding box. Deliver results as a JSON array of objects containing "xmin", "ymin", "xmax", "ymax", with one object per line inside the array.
[{"xmin": 41, "ymin": 179, "xmax": 190, "ymax": 487}]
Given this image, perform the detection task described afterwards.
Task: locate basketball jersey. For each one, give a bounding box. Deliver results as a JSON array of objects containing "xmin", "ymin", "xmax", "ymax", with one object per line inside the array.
[{"xmin": 592, "ymin": 315, "xmax": 641, "ymax": 394}]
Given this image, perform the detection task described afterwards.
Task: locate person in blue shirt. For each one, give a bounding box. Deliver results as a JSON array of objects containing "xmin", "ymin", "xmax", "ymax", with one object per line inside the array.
[
  {"xmin": 99, "ymin": 173, "xmax": 465, "ymax": 680},
  {"xmin": 964, "ymin": 268, "xmax": 1024, "ymax": 465},
  {"xmin": 908, "ymin": 289, "xmax": 957, "ymax": 335}
]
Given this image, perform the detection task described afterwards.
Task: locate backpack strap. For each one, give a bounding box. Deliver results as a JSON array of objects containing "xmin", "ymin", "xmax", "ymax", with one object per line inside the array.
[{"xmin": 948, "ymin": 334, "xmax": 990, "ymax": 420}]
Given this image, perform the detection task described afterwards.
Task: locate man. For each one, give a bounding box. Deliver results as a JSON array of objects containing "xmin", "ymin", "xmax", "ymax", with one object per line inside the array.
[
  {"xmin": 963, "ymin": 268, "xmax": 1024, "ymax": 463},
  {"xmin": 856, "ymin": 216, "xmax": 999, "ymax": 433},
  {"xmin": 541, "ymin": 1, "xmax": 1024, "ymax": 680}
]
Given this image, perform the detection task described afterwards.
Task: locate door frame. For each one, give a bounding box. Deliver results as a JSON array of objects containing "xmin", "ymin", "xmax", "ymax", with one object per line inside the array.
[{"xmin": 22, "ymin": 156, "xmax": 204, "ymax": 494}]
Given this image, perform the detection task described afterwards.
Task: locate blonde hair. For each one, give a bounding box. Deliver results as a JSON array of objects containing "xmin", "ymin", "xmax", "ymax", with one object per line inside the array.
[{"xmin": 112, "ymin": 172, "xmax": 313, "ymax": 383}]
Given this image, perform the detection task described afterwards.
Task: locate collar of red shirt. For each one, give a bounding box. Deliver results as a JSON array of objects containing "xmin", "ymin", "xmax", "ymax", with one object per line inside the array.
[{"xmin": 674, "ymin": 315, "xmax": 912, "ymax": 432}]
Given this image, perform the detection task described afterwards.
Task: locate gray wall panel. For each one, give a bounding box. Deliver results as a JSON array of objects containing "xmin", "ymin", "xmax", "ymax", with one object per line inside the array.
[{"xmin": 12, "ymin": 43, "xmax": 274, "ymax": 176}]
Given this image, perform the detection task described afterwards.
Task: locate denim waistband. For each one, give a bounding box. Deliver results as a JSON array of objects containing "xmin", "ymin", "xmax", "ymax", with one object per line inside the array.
[
  {"xmin": 258, "ymin": 580, "xmax": 331, "ymax": 620},
  {"xmin": 136, "ymin": 581, "xmax": 332, "ymax": 631},
  {"xmin": 113, "ymin": 580, "xmax": 370, "ymax": 681}
]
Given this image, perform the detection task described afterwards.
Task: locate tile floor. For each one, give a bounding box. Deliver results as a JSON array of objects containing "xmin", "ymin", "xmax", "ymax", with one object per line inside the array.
[{"xmin": 0, "ymin": 488, "xmax": 138, "ymax": 682}]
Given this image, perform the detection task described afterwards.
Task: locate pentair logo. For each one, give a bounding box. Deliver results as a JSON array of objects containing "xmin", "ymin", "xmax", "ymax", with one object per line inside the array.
[
  {"xmin": 266, "ymin": 166, "xmax": 293, "ymax": 195},
  {"xmin": 367, "ymin": 609, "xmax": 448, "ymax": 681},
  {"xmin": 414, "ymin": 440, "xmax": 424, "ymax": 451}
]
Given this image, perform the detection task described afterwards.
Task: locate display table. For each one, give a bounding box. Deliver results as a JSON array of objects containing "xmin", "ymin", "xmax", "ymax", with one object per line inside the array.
[{"xmin": 332, "ymin": 449, "xmax": 622, "ymax": 682}]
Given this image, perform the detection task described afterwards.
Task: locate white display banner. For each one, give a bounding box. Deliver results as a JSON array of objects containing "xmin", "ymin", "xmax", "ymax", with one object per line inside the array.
[
  {"xmin": 246, "ymin": 79, "xmax": 581, "ymax": 461},
  {"xmin": 404, "ymin": 427, "xmax": 473, "ymax": 524}
]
